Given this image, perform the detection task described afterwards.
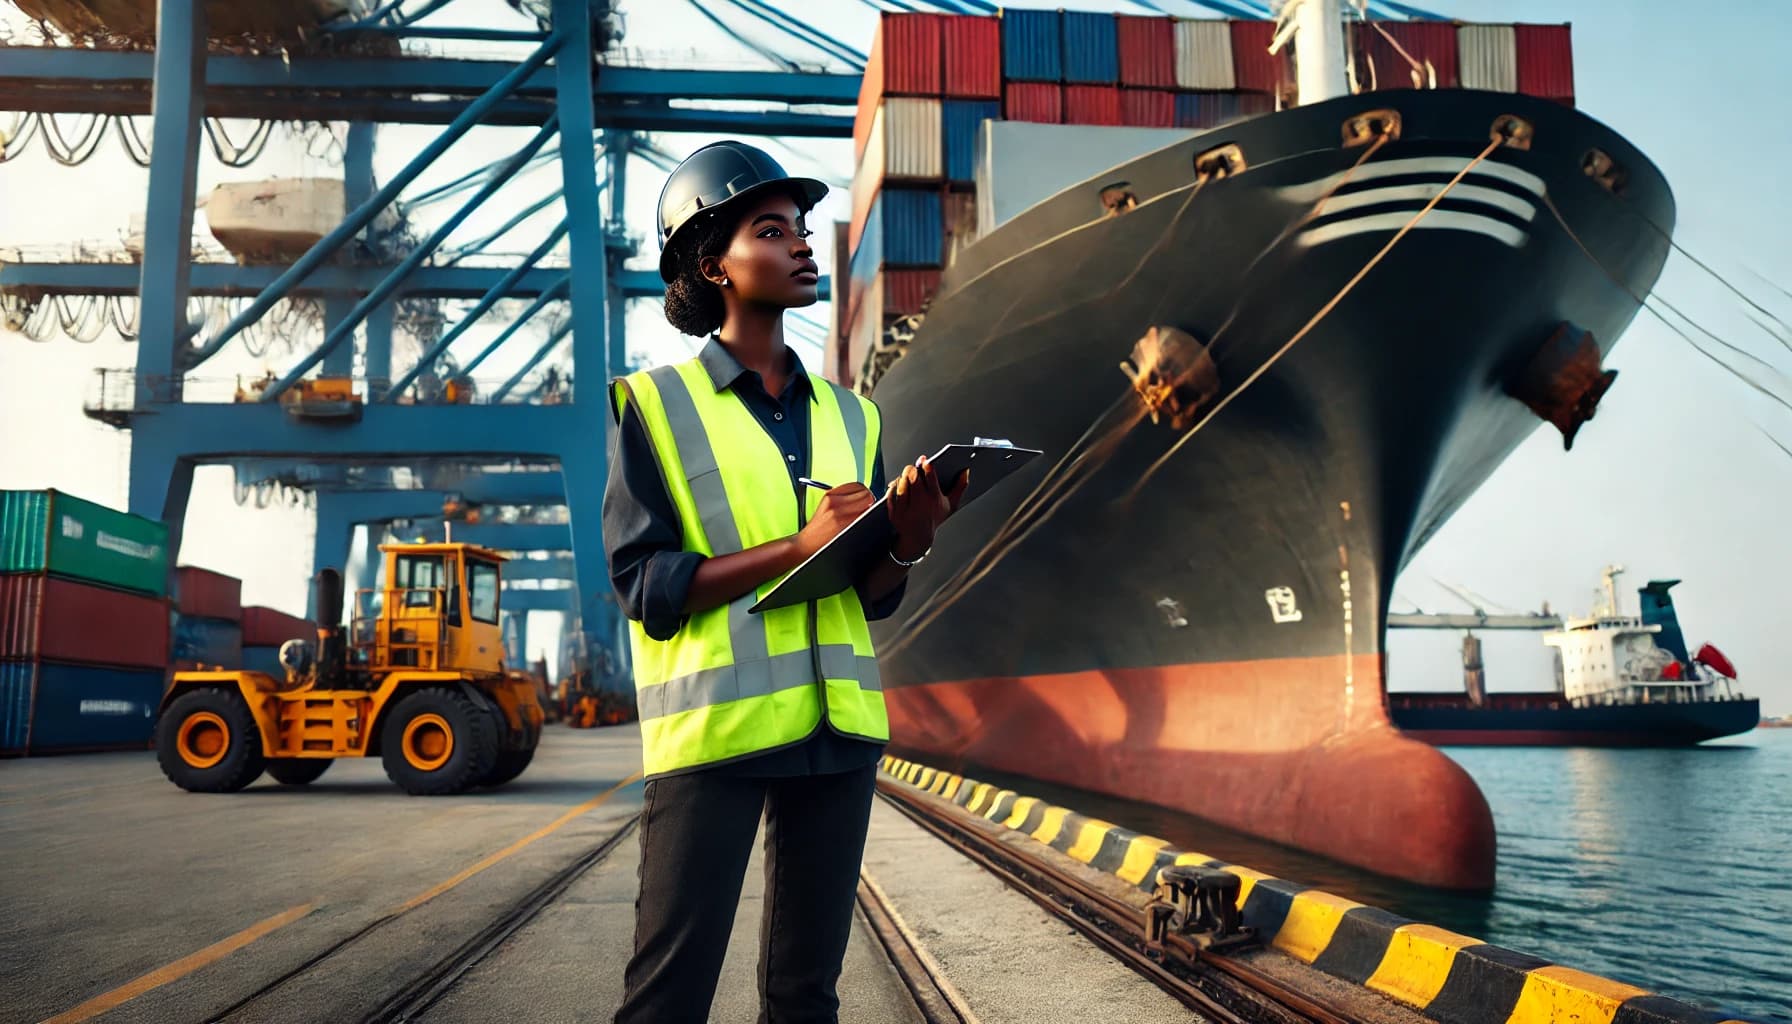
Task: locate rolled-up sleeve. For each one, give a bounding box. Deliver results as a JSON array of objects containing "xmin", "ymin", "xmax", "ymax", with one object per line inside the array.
[{"xmin": 603, "ymin": 401, "xmax": 703, "ymax": 642}]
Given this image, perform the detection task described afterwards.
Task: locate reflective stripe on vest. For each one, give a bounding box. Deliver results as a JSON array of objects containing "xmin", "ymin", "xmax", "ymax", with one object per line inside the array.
[{"xmin": 612, "ymin": 358, "xmax": 890, "ymax": 777}]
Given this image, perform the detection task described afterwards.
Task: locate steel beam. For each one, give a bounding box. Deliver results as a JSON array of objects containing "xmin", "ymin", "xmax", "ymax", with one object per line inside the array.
[
  {"xmin": 0, "ymin": 263, "xmax": 825, "ymax": 300},
  {"xmin": 426, "ymin": 522, "xmax": 571, "ymax": 551},
  {"xmin": 498, "ymin": 588, "xmax": 576, "ymax": 613},
  {"xmin": 323, "ymin": 122, "xmax": 376, "ymax": 380},
  {"xmin": 0, "ymin": 48, "xmax": 858, "ymax": 126},
  {"xmin": 134, "ymin": 0, "xmax": 204, "ymax": 410},
  {"xmin": 123, "ymin": 403, "xmax": 575, "ymax": 459},
  {"xmin": 503, "ymin": 556, "xmax": 576, "ymax": 581}
]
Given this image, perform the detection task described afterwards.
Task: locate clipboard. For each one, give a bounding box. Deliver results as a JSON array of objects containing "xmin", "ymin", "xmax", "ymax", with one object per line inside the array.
[{"xmin": 748, "ymin": 439, "xmax": 1044, "ymax": 614}]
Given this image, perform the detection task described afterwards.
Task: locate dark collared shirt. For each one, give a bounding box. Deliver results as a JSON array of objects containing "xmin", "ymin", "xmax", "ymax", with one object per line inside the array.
[{"xmin": 602, "ymin": 337, "xmax": 902, "ymax": 777}]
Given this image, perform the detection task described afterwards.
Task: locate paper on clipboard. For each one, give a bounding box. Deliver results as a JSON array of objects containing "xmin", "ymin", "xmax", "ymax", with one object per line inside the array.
[{"xmin": 747, "ymin": 439, "xmax": 1043, "ymax": 614}]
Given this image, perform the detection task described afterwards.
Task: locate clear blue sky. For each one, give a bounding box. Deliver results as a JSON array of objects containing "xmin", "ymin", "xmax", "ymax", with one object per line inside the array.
[{"xmin": 1, "ymin": 0, "xmax": 1788, "ymax": 711}]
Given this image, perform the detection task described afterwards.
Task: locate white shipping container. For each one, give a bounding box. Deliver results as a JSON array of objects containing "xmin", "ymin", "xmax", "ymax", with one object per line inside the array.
[
  {"xmin": 1458, "ymin": 24, "xmax": 1517, "ymax": 92},
  {"xmin": 974, "ymin": 120, "xmax": 1194, "ymax": 236},
  {"xmin": 1174, "ymin": 19, "xmax": 1236, "ymax": 91},
  {"xmin": 880, "ymin": 97, "xmax": 944, "ymax": 180},
  {"xmin": 847, "ymin": 271, "xmax": 886, "ymax": 387}
]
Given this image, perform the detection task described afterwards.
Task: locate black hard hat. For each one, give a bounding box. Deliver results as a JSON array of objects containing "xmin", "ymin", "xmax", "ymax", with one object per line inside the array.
[{"xmin": 656, "ymin": 140, "xmax": 828, "ymax": 281}]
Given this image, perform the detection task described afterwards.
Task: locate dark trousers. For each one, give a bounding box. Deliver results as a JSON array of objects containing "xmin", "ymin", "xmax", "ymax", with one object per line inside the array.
[{"xmin": 614, "ymin": 764, "xmax": 878, "ymax": 1024}]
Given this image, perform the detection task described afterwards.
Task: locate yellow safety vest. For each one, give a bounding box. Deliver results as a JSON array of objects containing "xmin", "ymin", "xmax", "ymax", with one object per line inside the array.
[{"xmin": 612, "ymin": 358, "xmax": 890, "ymax": 778}]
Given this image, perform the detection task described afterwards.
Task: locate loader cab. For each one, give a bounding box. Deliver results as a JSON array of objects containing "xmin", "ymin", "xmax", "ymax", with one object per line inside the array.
[{"xmin": 353, "ymin": 542, "xmax": 506, "ymax": 678}]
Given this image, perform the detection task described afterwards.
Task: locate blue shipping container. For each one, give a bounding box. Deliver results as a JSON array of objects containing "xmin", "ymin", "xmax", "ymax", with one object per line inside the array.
[
  {"xmin": 173, "ymin": 614, "xmax": 243, "ymax": 667},
  {"xmin": 3, "ymin": 661, "xmax": 163, "ymax": 753},
  {"xmin": 242, "ymin": 644, "xmax": 284, "ymax": 678},
  {"xmin": 880, "ymin": 188, "xmax": 944, "ymax": 267},
  {"xmin": 1001, "ymin": 9, "xmax": 1061, "ymax": 82},
  {"xmin": 850, "ymin": 191, "xmax": 885, "ymax": 292},
  {"xmin": 1, "ymin": 661, "xmax": 31, "ymax": 754},
  {"xmin": 1174, "ymin": 91, "xmax": 1274, "ymax": 129},
  {"xmin": 944, "ymin": 100, "xmax": 1002, "ymax": 183},
  {"xmin": 1062, "ymin": 12, "xmax": 1119, "ymax": 84}
]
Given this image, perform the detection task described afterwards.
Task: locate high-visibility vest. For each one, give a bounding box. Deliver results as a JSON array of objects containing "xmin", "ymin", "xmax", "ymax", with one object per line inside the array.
[{"xmin": 611, "ymin": 358, "xmax": 890, "ymax": 778}]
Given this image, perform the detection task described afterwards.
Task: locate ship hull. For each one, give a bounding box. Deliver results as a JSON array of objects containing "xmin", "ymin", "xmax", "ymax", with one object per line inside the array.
[
  {"xmin": 1388, "ymin": 694, "xmax": 1760, "ymax": 746},
  {"xmin": 866, "ymin": 90, "xmax": 1675, "ymax": 890}
]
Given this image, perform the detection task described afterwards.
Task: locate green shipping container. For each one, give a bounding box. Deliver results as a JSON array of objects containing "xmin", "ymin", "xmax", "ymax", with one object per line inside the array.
[{"xmin": 0, "ymin": 490, "xmax": 170, "ymax": 597}]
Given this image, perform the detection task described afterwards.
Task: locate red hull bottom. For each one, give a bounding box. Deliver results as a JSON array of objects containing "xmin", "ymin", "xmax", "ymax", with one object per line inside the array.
[{"xmin": 885, "ymin": 654, "xmax": 1496, "ymax": 890}]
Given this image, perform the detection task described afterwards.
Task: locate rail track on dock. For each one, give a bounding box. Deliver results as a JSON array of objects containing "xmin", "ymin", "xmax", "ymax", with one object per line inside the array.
[
  {"xmin": 202, "ymin": 816, "xmax": 640, "ymax": 1024},
  {"xmin": 874, "ymin": 781, "xmax": 1367, "ymax": 1024}
]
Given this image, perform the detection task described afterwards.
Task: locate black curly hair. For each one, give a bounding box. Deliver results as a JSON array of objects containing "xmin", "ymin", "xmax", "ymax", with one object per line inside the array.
[{"xmin": 660, "ymin": 184, "xmax": 815, "ymax": 338}]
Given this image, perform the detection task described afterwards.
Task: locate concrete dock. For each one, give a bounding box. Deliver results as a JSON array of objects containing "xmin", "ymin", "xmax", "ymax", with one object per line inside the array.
[{"xmin": 1, "ymin": 728, "xmax": 1199, "ymax": 1024}]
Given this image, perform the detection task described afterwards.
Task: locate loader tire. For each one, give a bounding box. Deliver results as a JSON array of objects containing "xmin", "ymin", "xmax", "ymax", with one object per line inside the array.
[
  {"xmin": 266, "ymin": 759, "xmax": 333, "ymax": 786},
  {"xmin": 479, "ymin": 747, "xmax": 535, "ymax": 788},
  {"xmin": 381, "ymin": 687, "xmax": 499, "ymax": 795},
  {"xmin": 157, "ymin": 688, "xmax": 266, "ymax": 793}
]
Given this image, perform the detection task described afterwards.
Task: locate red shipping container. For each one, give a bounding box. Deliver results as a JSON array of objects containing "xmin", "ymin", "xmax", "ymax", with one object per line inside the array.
[
  {"xmin": 1121, "ymin": 88, "xmax": 1175, "ymax": 127},
  {"xmin": 1228, "ymin": 19, "xmax": 1291, "ymax": 96},
  {"xmin": 1003, "ymin": 82, "xmax": 1062, "ymax": 124},
  {"xmin": 942, "ymin": 15, "xmax": 1001, "ymax": 99},
  {"xmin": 1116, "ymin": 16, "xmax": 1175, "ymax": 88},
  {"xmin": 884, "ymin": 269, "xmax": 942, "ymax": 316},
  {"xmin": 241, "ymin": 605, "xmax": 312, "ymax": 648},
  {"xmin": 1356, "ymin": 21, "xmax": 1459, "ymax": 90},
  {"xmin": 1064, "ymin": 85, "xmax": 1122, "ymax": 126},
  {"xmin": 1514, "ymin": 24, "xmax": 1574, "ymax": 100},
  {"xmin": 0, "ymin": 573, "xmax": 170, "ymax": 669},
  {"xmin": 174, "ymin": 565, "xmax": 242, "ymax": 621},
  {"xmin": 855, "ymin": 13, "xmax": 944, "ymax": 162}
]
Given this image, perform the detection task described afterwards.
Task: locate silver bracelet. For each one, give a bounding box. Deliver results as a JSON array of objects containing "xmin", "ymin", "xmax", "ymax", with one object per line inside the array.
[{"xmin": 889, "ymin": 545, "xmax": 929, "ymax": 568}]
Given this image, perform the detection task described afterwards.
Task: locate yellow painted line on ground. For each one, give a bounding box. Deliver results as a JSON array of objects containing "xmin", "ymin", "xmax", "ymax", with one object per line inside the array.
[
  {"xmin": 39, "ymin": 903, "xmax": 315, "ymax": 1024},
  {"xmin": 1506, "ymin": 965, "xmax": 1650, "ymax": 1024},
  {"xmin": 1365, "ymin": 923, "xmax": 1477, "ymax": 1008},
  {"xmin": 397, "ymin": 770, "xmax": 643, "ymax": 913}
]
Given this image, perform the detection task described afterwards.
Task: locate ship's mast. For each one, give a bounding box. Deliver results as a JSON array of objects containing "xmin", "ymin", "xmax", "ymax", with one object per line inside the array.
[
  {"xmin": 1277, "ymin": 0, "xmax": 1349, "ymax": 105},
  {"xmin": 1598, "ymin": 564, "xmax": 1626, "ymax": 618}
]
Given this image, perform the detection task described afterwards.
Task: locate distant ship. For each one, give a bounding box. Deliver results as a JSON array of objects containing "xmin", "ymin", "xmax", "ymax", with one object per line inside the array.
[{"xmin": 1389, "ymin": 566, "xmax": 1759, "ymax": 745}]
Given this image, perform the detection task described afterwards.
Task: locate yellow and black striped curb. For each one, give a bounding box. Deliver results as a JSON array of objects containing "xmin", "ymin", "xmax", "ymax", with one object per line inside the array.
[{"xmin": 880, "ymin": 756, "xmax": 1763, "ymax": 1024}]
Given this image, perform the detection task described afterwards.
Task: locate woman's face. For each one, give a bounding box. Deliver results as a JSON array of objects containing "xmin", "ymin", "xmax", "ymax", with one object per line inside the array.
[{"xmin": 703, "ymin": 190, "xmax": 820, "ymax": 309}]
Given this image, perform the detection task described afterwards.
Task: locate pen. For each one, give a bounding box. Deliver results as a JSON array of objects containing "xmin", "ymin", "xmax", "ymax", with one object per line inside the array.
[{"xmin": 797, "ymin": 477, "xmax": 832, "ymax": 492}]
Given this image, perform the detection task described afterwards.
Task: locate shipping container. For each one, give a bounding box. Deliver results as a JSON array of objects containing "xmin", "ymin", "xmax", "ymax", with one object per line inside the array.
[
  {"xmin": 944, "ymin": 100, "xmax": 1001, "ymax": 183},
  {"xmin": 846, "ymin": 273, "xmax": 885, "ymax": 387},
  {"xmin": 1064, "ymin": 84, "xmax": 1122, "ymax": 126},
  {"xmin": 849, "ymin": 186, "xmax": 944, "ymax": 287},
  {"xmin": 1121, "ymin": 88, "xmax": 1175, "ymax": 127},
  {"xmin": 1062, "ymin": 11, "xmax": 1120, "ymax": 84},
  {"xmin": 884, "ymin": 268, "xmax": 942, "ymax": 317},
  {"xmin": 1, "ymin": 659, "xmax": 29, "ymax": 754},
  {"xmin": 173, "ymin": 565, "xmax": 242, "ymax": 621},
  {"xmin": 974, "ymin": 120, "xmax": 1194, "ymax": 235},
  {"xmin": 0, "ymin": 573, "xmax": 170, "ymax": 669},
  {"xmin": 241, "ymin": 644, "xmax": 285, "ymax": 678},
  {"xmin": 1003, "ymin": 82, "xmax": 1062, "ymax": 124},
  {"xmin": 1000, "ymin": 8, "xmax": 1061, "ymax": 83},
  {"xmin": 942, "ymin": 190, "xmax": 977, "ymax": 267},
  {"xmin": 1514, "ymin": 24, "xmax": 1573, "ymax": 101},
  {"xmin": 172, "ymin": 614, "xmax": 243, "ymax": 668},
  {"xmin": 1228, "ymin": 19, "xmax": 1290, "ymax": 96},
  {"xmin": 1175, "ymin": 18, "xmax": 1236, "ymax": 90},
  {"xmin": 1457, "ymin": 24, "xmax": 1517, "ymax": 93},
  {"xmin": 942, "ymin": 15, "xmax": 1001, "ymax": 98},
  {"xmin": 849, "ymin": 97, "xmax": 945, "ymax": 251},
  {"xmin": 855, "ymin": 12, "xmax": 944, "ymax": 162},
  {"xmin": 829, "ymin": 221, "xmax": 852, "ymax": 385},
  {"xmin": 1116, "ymin": 15, "xmax": 1175, "ymax": 88},
  {"xmin": 0, "ymin": 489, "xmax": 169, "ymax": 597},
  {"xmin": 241, "ymin": 605, "xmax": 311, "ymax": 648},
  {"xmin": 1173, "ymin": 90, "xmax": 1275, "ymax": 129},
  {"xmin": 0, "ymin": 660, "xmax": 162, "ymax": 754},
  {"xmin": 1356, "ymin": 20, "xmax": 1459, "ymax": 90}
]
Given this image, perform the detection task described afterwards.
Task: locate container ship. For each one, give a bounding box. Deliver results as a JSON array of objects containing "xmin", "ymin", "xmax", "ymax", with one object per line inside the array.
[
  {"xmin": 1389, "ymin": 567, "xmax": 1759, "ymax": 746},
  {"xmin": 830, "ymin": 6, "xmax": 1675, "ymax": 889}
]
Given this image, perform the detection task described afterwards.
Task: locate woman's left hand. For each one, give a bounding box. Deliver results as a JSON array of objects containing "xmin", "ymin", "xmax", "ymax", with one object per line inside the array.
[{"xmin": 887, "ymin": 457, "xmax": 970, "ymax": 561}]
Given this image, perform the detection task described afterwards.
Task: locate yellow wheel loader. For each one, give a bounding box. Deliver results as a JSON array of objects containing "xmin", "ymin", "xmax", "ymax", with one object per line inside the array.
[{"xmin": 156, "ymin": 542, "xmax": 544, "ymax": 795}]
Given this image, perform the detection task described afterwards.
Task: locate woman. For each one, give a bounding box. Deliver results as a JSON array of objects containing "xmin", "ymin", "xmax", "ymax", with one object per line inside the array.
[{"xmin": 603, "ymin": 140, "xmax": 966, "ymax": 1024}]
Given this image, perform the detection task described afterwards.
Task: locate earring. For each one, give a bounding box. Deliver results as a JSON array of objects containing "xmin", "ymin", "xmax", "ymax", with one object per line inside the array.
[{"xmin": 721, "ymin": 277, "xmax": 730, "ymax": 287}]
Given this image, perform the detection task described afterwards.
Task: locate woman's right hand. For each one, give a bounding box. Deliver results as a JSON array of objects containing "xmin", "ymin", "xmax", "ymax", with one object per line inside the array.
[{"xmin": 795, "ymin": 483, "xmax": 874, "ymax": 558}]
